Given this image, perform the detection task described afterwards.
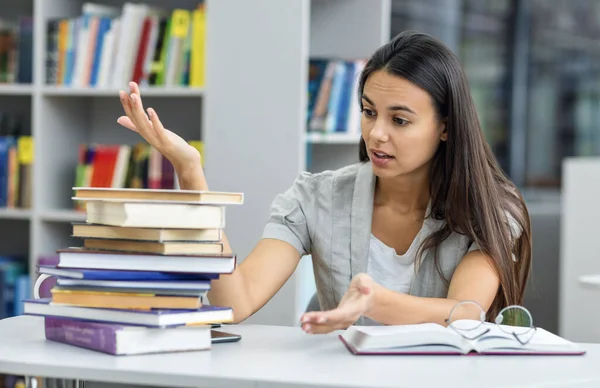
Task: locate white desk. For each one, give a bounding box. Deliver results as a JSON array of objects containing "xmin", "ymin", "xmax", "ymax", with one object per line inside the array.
[
  {"xmin": 580, "ymin": 275, "xmax": 600, "ymax": 288},
  {"xmin": 1, "ymin": 316, "xmax": 600, "ymax": 388}
]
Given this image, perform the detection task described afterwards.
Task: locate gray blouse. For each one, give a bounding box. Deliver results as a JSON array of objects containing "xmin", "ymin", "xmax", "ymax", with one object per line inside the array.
[{"xmin": 261, "ymin": 161, "xmax": 519, "ymax": 325}]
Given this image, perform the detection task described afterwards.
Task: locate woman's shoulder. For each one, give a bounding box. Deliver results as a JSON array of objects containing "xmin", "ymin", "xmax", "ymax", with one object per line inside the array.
[
  {"xmin": 291, "ymin": 162, "xmax": 369, "ymax": 193},
  {"xmin": 263, "ymin": 162, "xmax": 368, "ymax": 256}
]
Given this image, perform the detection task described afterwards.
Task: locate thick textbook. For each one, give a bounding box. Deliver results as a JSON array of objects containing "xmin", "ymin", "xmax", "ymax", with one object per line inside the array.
[
  {"xmin": 44, "ymin": 316, "xmax": 212, "ymax": 355},
  {"xmin": 339, "ymin": 320, "xmax": 585, "ymax": 356}
]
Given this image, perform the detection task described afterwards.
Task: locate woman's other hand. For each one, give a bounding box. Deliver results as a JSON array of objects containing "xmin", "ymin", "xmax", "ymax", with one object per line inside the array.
[{"xmin": 300, "ymin": 273, "xmax": 375, "ymax": 334}]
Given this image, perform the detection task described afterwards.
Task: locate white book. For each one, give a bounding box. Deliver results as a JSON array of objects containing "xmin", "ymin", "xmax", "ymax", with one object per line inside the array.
[
  {"xmin": 340, "ymin": 320, "xmax": 585, "ymax": 356},
  {"xmin": 111, "ymin": 2, "xmax": 148, "ymax": 88},
  {"xmin": 96, "ymin": 18, "xmax": 119, "ymax": 88},
  {"xmin": 84, "ymin": 200, "xmax": 226, "ymax": 229}
]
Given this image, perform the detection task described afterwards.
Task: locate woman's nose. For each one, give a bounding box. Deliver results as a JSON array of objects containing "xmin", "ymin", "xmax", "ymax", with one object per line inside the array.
[{"xmin": 370, "ymin": 121, "xmax": 389, "ymax": 143}]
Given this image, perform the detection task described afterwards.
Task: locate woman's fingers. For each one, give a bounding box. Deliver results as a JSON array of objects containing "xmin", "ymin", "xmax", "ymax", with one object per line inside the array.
[
  {"xmin": 302, "ymin": 320, "xmax": 350, "ymax": 334},
  {"xmin": 116, "ymin": 116, "xmax": 139, "ymax": 132},
  {"xmin": 302, "ymin": 322, "xmax": 334, "ymax": 334},
  {"xmin": 129, "ymin": 81, "xmax": 141, "ymax": 98},
  {"xmin": 119, "ymin": 91, "xmax": 135, "ymax": 121},
  {"xmin": 300, "ymin": 311, "xmax": 322, "ymax": 324},
  {"xmin": 118, "ymin": 83, "xmax": 168, "ymax": 150},
  {"xmin": 129, "ymin": 93, "xmax": 153, "ymax": 131},
  {"xmin": 129, "ymin": 82, "xmax": 150, "ymax": 121},
  {"xmin": 147, "ymin": 107, "xmax": 168, "ymax": 142}
]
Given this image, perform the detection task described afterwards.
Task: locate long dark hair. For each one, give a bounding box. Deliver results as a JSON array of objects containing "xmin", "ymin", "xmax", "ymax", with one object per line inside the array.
[{"xmin": 358, "ymin": 31, "xmax": 532, "ymax": 320}]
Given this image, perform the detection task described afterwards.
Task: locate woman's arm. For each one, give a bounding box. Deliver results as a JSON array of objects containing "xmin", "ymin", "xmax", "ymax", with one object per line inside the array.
[
  {"xmin": 178, "ymin": 166, "xmax": 303, "ymax": 323},
  {"xmin": 300, "ymin": 250, "xmax": 499, "ymax": 333},
  {"xmin": 118, "ymin": 83, "xmax": 306, "ymax": 324},
  {"xmin": 365, "ymin": 250, "xmax": 499, "ymax": 325},
  {"xmin": 207, "ymin": 238, "xmax": 302, "ymax": 323}
]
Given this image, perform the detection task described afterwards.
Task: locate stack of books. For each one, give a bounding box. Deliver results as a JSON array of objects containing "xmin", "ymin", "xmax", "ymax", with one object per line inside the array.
[{"xmin": 23, "ymin": 187, "xmax": 242, "ymax": 356}]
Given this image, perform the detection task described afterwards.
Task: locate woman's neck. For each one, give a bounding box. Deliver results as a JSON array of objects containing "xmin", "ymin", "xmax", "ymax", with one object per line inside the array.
[{"xmin": 374, "ymin": 172, "xmax": 430, "ymax": 214}]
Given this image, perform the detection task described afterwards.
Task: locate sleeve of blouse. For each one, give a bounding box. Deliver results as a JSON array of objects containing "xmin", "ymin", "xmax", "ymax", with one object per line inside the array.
[{"xmin": 260, "ymin": 172, "xmax": 317, "ymax": 256}]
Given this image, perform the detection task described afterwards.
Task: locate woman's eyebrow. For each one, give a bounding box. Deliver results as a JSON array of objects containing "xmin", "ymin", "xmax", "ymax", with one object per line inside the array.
[{"xmin": 361, "ymin": 94, "xmax": 417, "ymax": 115}]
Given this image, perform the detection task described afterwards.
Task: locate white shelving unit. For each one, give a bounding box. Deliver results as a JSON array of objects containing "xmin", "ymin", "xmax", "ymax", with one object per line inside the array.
[
  {"xmin": 300, "ymin": 0, "xmax": 390, "ymax": 321},
  {"xmin": 305, "ymin": 132, "xmax": 361, "ymax": 144},
  {"xmin": 0, "ymin": 0, "xmax": 390, "ymax": 327},
  {"xmin": 205, "ymin": 0, "xmax": 390, "ymax": 325},
  {"xmin": 0, "ymin": 0, "xmax": 208, "ymax": 282},
  {"xmin": 40, "ymin": 86, "xmax": 205, "ymax": 97}
]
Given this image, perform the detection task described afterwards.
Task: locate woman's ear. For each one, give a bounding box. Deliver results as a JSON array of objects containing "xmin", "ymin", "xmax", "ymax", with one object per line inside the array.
[{"xmin": 439, "ymin": 119, "xmax": 447, "ymax": 142}]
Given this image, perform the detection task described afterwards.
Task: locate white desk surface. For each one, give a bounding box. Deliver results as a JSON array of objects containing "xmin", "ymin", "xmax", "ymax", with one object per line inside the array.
[
  {"xmin": 1, "ymin": 315, "xmax": 600, "ymax": 388},
  {"xmin": 580, "ymin": 274, "xmax": 600, "ymax": 287}
]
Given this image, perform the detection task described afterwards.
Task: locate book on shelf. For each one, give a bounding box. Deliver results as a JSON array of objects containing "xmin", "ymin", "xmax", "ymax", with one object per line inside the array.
[
  {"xmin": 0, "ymin": 16, "xmax": 33, "ymax": 84},
  {"xmin": 25, "ymin": 185, "xmax": 242, "ymax": 355},
  {"xmin": 46, "ymin": 2, "xmax": 206, "ymax": 89},
  {"xmin": 72, "ymin": 141, "xmax": 206, "ymax": 211},
  {"xmin": 0, "ymin": 255, "xmax": 29, "ymax": 319},
  {"xmin": 0, "ymin": 112, "xmax": 33, "ymax": 209},
  {"xmin": 307, "ymin": 58, "xmax": 366, "ymax": 135},
  {"xmin": 0, "ymin": 375, "xmax": 30, "ymax": 388},
  {"xmin": 339, "ymin": 320, "xmax": 585, "ymax": 356}
]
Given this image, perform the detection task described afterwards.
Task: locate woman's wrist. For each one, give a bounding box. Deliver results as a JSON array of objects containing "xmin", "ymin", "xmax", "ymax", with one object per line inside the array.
[{"xmin": 175, "ymin": 163, "xmax": 208, "ymax": 191}]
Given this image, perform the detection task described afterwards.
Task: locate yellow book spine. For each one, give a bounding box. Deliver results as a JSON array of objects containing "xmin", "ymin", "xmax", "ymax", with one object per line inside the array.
[
  {"xmin": 7, "ymin": 144, "xmax": 18, "ymax": 208},
  {"xmin": 17, "ymin": 136, "xmax": 34, "ymax": 165},
  {"xmin": 57, "ymin": 19, "xmax": 69, "ymax": 84},
  {"xmin": 190, "ymin": 6, "xmax": 206, "ymax": 87}
]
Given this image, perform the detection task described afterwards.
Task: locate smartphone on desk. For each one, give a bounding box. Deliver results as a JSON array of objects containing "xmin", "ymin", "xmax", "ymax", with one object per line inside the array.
[{"xmin": 211, "ymin": 329, "xmax": 242, "ymax": 344}]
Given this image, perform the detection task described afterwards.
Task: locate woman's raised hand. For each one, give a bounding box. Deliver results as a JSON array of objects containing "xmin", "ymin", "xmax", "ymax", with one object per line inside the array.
[{"xmin": 117, "ymin": 82, "xmax": 205, "ymax": 188}]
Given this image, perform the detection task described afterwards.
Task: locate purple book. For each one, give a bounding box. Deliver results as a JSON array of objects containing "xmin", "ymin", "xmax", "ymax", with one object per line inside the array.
[{"xmin": 45, "ymin": 316, "xmax": 212, "ymax": 355}]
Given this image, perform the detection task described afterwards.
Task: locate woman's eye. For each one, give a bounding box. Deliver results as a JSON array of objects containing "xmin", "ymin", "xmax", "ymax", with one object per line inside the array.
[
  {"xmin": 394, "ymin": 117, "xmax": 408, "ymax": 126},
  {"xmin": 362, "ymin": 109, "xmax": 375, "ymax": 117}
]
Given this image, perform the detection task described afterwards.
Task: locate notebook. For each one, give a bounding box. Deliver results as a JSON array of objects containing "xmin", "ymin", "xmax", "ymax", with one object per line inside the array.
[{"xmin": 339, "ymin": 320, "xmax": 585, "ymax": 356}]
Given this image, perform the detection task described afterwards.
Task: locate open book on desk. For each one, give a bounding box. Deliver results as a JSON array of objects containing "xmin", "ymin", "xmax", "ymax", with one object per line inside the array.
[{"xmin": 339, "ymin": 320, "xmax": 585, "ymax": 356}]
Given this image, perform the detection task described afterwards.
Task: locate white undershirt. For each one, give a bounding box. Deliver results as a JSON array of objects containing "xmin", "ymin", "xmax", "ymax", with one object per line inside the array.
[{"xmin": 363, "ymin": 227, "xmax": 426, "ymax": 325}]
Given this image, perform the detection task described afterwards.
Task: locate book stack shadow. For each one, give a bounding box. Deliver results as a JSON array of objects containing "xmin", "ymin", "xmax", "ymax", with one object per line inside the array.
[{"xmin": 24, "ymin": 187, "xmax": 243, "ymax": 355}]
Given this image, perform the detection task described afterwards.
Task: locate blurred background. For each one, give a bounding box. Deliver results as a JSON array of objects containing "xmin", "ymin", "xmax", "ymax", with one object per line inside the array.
[
  {"xmin": 387, "ymin": 0, "xmax": 600, "ymax": 340},
  {"xmin": 0, "ymin": 0, "xmax": 598, "ymax": 363}
]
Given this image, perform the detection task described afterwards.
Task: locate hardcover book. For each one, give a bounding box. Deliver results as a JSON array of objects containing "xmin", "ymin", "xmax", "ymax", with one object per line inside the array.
[{"xmin": 44, "ymin": 316, "xmax": 212, "ymax": 355}]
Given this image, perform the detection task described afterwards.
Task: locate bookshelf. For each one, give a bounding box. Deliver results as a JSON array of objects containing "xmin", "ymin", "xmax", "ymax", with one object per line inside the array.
[
  {"xmin": 0, "ymin": 0, "xmax": 210, "ymax": 329},
  {"xmin": 0, "ymin": 0, "xmax": 391, "ymax": 330},
  {"xmin": 41, "ymin": 86, "xmax": 205, "ymax": 97}
]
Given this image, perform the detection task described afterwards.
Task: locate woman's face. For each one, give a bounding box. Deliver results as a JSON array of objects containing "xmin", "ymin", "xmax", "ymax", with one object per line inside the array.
[{"xmin": 360, "ymin": 70, "xmax": 446, "ymax": 180}]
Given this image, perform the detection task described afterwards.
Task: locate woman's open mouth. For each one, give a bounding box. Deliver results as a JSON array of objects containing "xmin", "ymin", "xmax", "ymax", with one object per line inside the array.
[{"xmin": 370, "ymin": 149, "xmax": 394, "ymax": 167}]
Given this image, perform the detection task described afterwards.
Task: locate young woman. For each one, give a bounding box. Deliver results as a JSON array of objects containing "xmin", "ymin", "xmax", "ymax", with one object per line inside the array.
[{"xmin": 117, "ymin": 31, "xmax": 532, "ymax": 335}]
